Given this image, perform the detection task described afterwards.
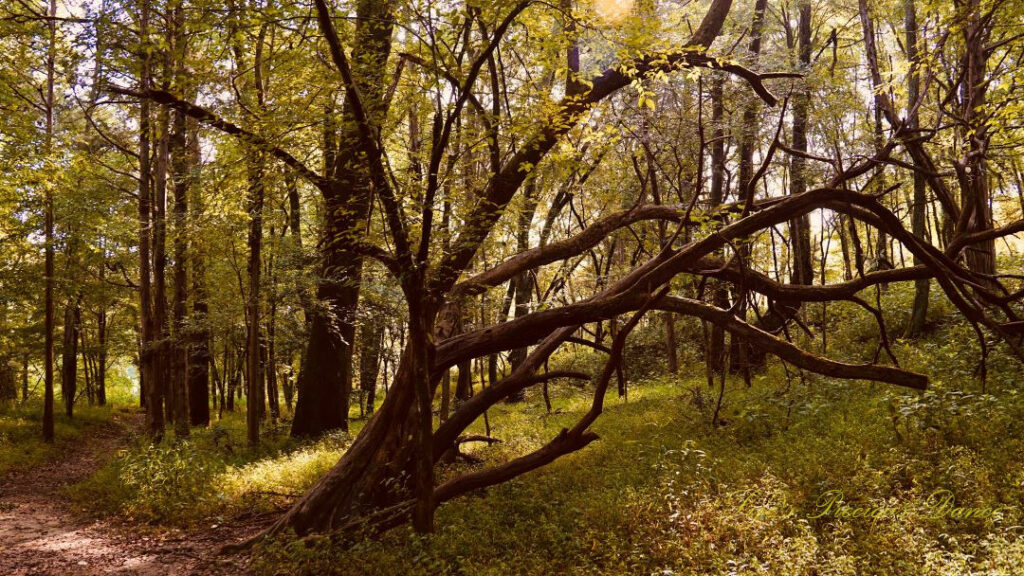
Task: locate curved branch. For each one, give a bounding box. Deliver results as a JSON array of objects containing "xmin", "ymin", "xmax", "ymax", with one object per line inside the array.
[
  {"xmin": 431, "ymin": 0, "xmax": 789, "ymax": 296},
  {"xmin": 437, "ymin": 186, "xmax": 1008, "ymax": 376},
  {"xmin": 571, "ymin": 287, "xmax": 669, "ymax": 434},
  {"xmin": 354, "ymin": 242, "xmax": 402, "ymax": 278},
  {"xmin": 433, "ymin": 427, "xmax": 599, "ymax": 505},
  {"xmin": 108, "ymin": 86, "xmax": 326, "ymax": 189},
  {"xmin": 947, "ymin": 218, "xmax": 1024, "ymax": 256},
  {"xmin": 455, "ymin": 204, "xmax": 689, "ymax": 296},
  {"xmin": 564, "ymin": 336, "xmax": 611, "ymax": 354},
  {"xmin": 433, "ymin": 291, "xmax": 666, "ymax": 504},
  {"xmin": 655, "ymin": 296, "xmax": 927, "ymax": 389},
  {"xmin": 695, "ymin": 257, "xmax": 932, "ymax": 302}
]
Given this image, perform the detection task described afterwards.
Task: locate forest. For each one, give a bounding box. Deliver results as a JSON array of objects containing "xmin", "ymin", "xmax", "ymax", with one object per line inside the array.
[{"xmin": 2, "ymin": 0, "xmax": 1024, "ymax": 573}]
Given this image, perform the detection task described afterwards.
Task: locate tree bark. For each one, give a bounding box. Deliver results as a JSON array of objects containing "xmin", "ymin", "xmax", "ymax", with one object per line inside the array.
[
  {"xmin": 95, "ymin": 292, "xmax": 107, "ymax": 406},
  {"xmin": 137, "ymin": 0, "xmax": 163, "ymax": 440},
  {"xmin": 506, "ymin": 183, "xmax": 539, "ymax": 402},
  {"xmin": 957, "ymin": 0, "xmax": 995, "ymax": 279},
  {"xmin": 664, "ymin": 312, "xmax": 678, "ymax": 374},
  {"xmin": 904, "ymin": 0, "xmax": 930, "ymax": 337},
  {"xmin": 22, "ymin": 353, "xmax": 30, "ymax": 404},
  {"xmin": 188, "ymin": 123, "xmax": 210, "ymax": 426},
  {"xmin": 729, "ymin": 0, "xmax": 767, "ymax": 377},
  {"xmin": 266, "ymin": 292, "xmax": 280, "ymax": 422},
  {"xmin": 224, "ymin": 4, "xmax": 270, "ymax": 445},
  {"xmin": 225, "ymin": 346, "xmax": 237, "ymax": 412},
  {"xmin": 42, "ymin": 0, "xmax": 57, "ymax": 442},
  {"xmin": 169, "ymin": 0, "xmax": 191, "ymax": 436},
  {"xmin": 245, "ymin": 149, "xmax": 265, "ymax": 444},
  {"xmin": 61, "ymin": 298, "xmax": 81, "ymax": 417},
  {"xmin": 707, "ymin": 76, "xmax": 729, "ymax": 375},
  {"xmin": 788, "ymin": 0, "xmax": 814, "ymax": 289},
  {"xmin": 748, "ymin": 0, "xmax": 812, "ymax": 369},
  {"xmin": 292, "ymin": 0, "xmax": 395, "ymax": 437},
  {"xmin": 359, "ymin": 319, "xmax": 384, "ymax": 416}
]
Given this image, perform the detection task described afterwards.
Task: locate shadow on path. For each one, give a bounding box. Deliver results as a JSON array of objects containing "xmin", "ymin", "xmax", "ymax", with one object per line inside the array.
[{"xmin": 0, "ymin": 412, "xmax": 268, "ymax": 575}]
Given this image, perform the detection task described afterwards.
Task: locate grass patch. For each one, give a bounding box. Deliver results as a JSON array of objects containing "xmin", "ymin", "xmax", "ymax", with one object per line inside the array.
[
  {"xmin": 71, "ymin": 401, "xmax": 363, "ymax": 526},
  {"xmin": 253, "ymin": 370, "xmax": 1024, "ymax": 575},
  {"xmin": 249, "ymin": 283, "xmax": 1024, "ymax": 575},
  {"xmin": 0, "ymin": 401, "xmax": 116, "ymax": 476},
  {"xmin": 70, "ymin": 282, "xmax": 1024, "ymax": 573}
]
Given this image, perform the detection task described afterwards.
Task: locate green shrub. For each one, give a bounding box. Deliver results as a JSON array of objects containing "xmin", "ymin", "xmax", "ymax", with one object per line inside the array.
[{"xmin": 115, "ymin": 441, "xmax": 222, "ymax": 523}]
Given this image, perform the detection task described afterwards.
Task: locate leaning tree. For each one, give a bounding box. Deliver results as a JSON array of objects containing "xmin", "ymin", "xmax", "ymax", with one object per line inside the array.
[{"xmin": 116, "ymin": 0, "xmax": 1024, "ymax": 539}]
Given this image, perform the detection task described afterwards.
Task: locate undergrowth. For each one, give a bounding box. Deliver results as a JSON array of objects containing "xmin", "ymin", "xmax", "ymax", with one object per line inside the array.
[
  {"xmin": 251, "ymin": 368, "xmax": 1024, "ymax": 575},
  {"xmin": 0, "ymin": 402, "xmax": 116, "ymax": 476},
  {"xmin": 70, "ymin": 405, "xmax": 359, "ymax": 524},
  {"xmin": 58, "ymin": 281, "xmax": 1024, "ymax": 574}
]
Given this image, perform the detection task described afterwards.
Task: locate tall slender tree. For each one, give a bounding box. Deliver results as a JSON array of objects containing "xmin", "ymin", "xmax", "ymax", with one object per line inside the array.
[
  {"xmin": 169, "ymin": 0, "xmax": 192, "ymax": 437},
  {"xmin": 955, "ymin": 0, "xmax": 996, "ymax": 278},
  {"xmin": 138, "ymin": 0, "xmax": 164, "ymax": 440},
  {"xmin": 905, "ymin": 0, "xmax": 930, "ymax": 336},
  {"xmin": 41, "ymin": 0, "xmax": 57, "ymax": 442},
  {"xmin": 788, "ymin": 0, "xmax": 814, "ymax": 288}
]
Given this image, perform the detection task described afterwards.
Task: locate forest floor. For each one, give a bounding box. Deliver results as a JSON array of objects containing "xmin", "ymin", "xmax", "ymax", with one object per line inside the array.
[
  {"xmin": 0, "ymin": 410, "xmax": 267, "ymax": 575},
  {"xmin": 3, "ymin": 296, "xmax": 1023, "ymax": 575}
]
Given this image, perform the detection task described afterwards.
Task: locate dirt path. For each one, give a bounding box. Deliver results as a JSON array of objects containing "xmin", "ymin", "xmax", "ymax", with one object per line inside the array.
[{"xmin": 0, "ymin": 412, "xmax": 267, "ymax": 575}]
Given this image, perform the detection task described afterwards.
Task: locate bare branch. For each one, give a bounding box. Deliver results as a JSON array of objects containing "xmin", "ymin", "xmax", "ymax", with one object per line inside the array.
[
  {"xmin": 107, "ymin": 86, "xmax": 326, "ymax": 189},
  {"xmin": 655, "ymin": 296, "xmax": 927, "ymax": 389}
]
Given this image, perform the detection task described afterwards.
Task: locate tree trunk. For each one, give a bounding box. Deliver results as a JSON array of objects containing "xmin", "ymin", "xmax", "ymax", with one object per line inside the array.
[
  {"xmin": 904, "ymin": 0, "xmax": 929, "ymax": 337},
  {"xmin": 360, "ymin": 319, "xmax": 384, "ymax": 416},
  {"xmin": 281, "ymin": 177, "xmax": 303, "ymax": 416},
  {"xmin": 96, "ymin": 306, "xmax": 107, "ymax": 407},
  {"xmin": 81, "ymin": 323, "xmax": 93, "ymax": 405},
  {"xmin": 870, "ymin": 92, "xmax": 891, "ymax": 291},
  {"xmin": 958, "ymin": 0, "xmax": 995, "ymax": 279},
  {"xmin": 42, "ymin": 0, "xmax": 57, "ymax": 442},
  {"xmin": 292, "ymin": 0, "xmax": 395, "ymax": 437},
  {"xmin": 488, "ymin": 282, "xmax": 516, "ymax": 389},
  {"xmin": 730, "ymin": 0, "xmax": 767, "ymax": 377},
  {"xmin": 61, "ymin": 299, "xmax": 81, "ymax": 417},
  {"xmin": 291, "ymin": 201, "xmax": 359, "ymax": 435},
  {"xmin": 283, "ymin": 355, "xmax": 295, "ymax": 412},
  {"xmin": 224, "ymin": 6, "xmax": 270, "ymax": 445},
  {"xmin": 265, "ymin": 333, "xmax": 280, "ymax": 421},
  {"xmin": 188, "ymin": 122, "xmax": 210, "ymax": 426},
  {"xmin": 505, "ymin": 185, "xmax": 539, "ymax": 402},
  {"xmin": 246, "ymin": 151, "xmax": 264, "ymax": 445},
  {"xmin": 169, "ymin": 1, "xmax": 191, "ymax": 437},
  {"xmin": 748, "ymin": 0, "xmax": 812, "ymax": 367},
  {"xmin": 225, "ymin": 346, "xmax": 236, "ymax": 412},
  {"xmin": 664, "ymin": 312, "xmax": 678, "ymax": 374},
  {"xmin": 0, "ymin": 359, "xmax": 14, "ymax": 403},
  {"xmin": 153, "ymin": 80, "xmax": 171, "ymax": 427},
  {"xmin": 788, "ymin": 0, "xmax": 814, "ymax": 289},
  {"xmin": 707, "ymin": 75, "xmax": 729, "ymax": 375},
  {"xmin": 271, "ymin": 343, "xmax": 425, "ymax": 536},
  {"xmin": 22, "ymin": 353, "xmax": 30, "ymax": 403},
  {"xmin": 456, "ymin": 360, "xmax": 473, "ymax": 402}
]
